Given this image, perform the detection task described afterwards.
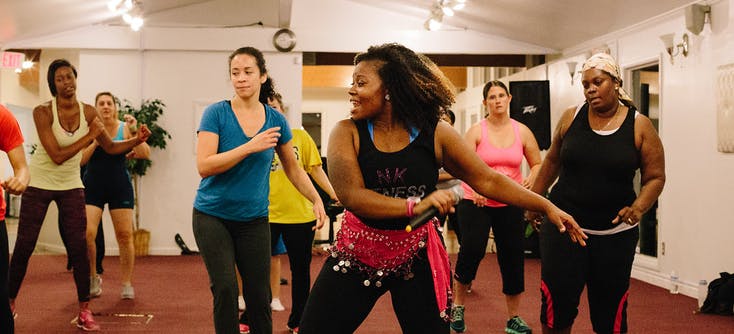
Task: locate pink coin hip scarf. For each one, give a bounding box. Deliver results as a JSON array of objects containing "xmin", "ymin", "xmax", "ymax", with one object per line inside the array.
[{"xmin": 329, "ymin": 210, "xmax": 453, "ymax": 320}]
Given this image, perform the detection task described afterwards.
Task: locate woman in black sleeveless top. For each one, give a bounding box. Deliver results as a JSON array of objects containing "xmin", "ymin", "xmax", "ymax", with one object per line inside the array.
[
  {"xmin": 529, "ymin": 53, "xmax": 665, "ymax": 334},
  {"xmin": 298, "ymin": 43, "xmax": 587, "ymax": 334}
]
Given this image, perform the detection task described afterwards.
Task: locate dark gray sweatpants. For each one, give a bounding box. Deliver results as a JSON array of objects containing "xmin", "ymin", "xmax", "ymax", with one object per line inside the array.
[{"xmin": 193, "ymin": 208, "xmax": 272, "ymax": 334}]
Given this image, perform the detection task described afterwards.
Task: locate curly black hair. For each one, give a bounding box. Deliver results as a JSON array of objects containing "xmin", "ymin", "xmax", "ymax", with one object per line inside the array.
[
  {"xmin": 354, "ymin": 43, "xmax": 455, "ymax": 132},
  {"xmin": 259, "ymin": 77, "xmax": 277, "ymax": 105}
]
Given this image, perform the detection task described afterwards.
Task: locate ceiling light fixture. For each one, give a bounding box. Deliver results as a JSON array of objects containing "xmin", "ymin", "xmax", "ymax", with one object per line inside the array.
[
  {"xmin": 424, "ymin": 0, "xmax": 467, "ymax": 31},
  {"xmin": 107, "ymin": 0, "xmax": 144, "ymax": 31}
]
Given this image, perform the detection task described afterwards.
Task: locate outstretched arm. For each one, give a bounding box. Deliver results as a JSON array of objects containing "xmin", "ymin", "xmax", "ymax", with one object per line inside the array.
[
  {"xmin": 308, "ymin": 165, "xmax": 338, "ymax": 203},
  {"xmin": 438, "ymin": 121, "xmax": 587, "ymax": 245}
]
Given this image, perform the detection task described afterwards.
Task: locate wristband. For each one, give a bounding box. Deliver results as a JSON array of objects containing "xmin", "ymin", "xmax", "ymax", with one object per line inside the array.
[{"xmin": 406, "ymin": 196, "xmax": 421, "ymax": 217}]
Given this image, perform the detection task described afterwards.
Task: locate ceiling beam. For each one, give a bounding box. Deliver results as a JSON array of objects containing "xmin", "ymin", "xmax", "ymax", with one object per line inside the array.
[
  {"xmin": 303, "ymin": 52, "xmax": 539, "ymax": 67},
  {"xmin": 279, "ymin": 0, "xmax": 292, "ymax": 28}
]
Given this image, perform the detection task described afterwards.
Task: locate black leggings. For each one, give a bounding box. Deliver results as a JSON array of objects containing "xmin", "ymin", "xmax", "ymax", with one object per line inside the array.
[
  {"xmin": 299, "ymin": 250, "xmax": 449, "ymax": 334},
  {"xmin": 1, "ymin": 220, "xmax": 13, "ymax": 333},
  {"xmin": 539, "ymin": 221, "xmax": 638, "ymax": 333},
  {"xmin": 9, "ymin": 187, "xmax": 90, "ymax": 302},
  {"xmin": 454, "ymin": 200, "xmax": 525, "ymax": 295},
  {"xmin": 270, "ymin": 222, "xmax": 316, "ymax": 329}
]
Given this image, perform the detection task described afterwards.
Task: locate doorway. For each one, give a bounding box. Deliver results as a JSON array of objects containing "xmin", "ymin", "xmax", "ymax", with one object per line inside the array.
[
  {"xmin": 302, "ymin": 113, "xmax": 322, "ymax": 153},
  {"xmin": 627, "ymin": 61, "xmax": 660, "ymax": 258}
]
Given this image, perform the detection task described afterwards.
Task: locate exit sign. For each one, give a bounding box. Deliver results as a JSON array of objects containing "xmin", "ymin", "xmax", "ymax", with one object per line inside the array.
[{"xmin": 2, "ymin": 51, "xmax": 25, "ymax": 68}]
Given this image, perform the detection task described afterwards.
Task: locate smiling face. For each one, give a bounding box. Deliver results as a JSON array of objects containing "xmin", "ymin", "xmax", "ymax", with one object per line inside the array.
[
  {"xmin": 229, "ymin": 53, "xmax": 266, "ymax": 100},
  {"xmin": 348, "ymin": 60, "xmax": 388, "ymax": 120},
  {"xmin": 53, "ymin": 66, "xmax": 77, "ymax": 98},
  {"xmin": 95, "ymin": 94, "xmax": 117, "ymax": 120},
  {"xmin": 582, "ymin": 68, "xmax": 619, "ymax": 111},
  {"xmin": 483, "ymin": 85, "xmax": 512, "ymax": 116}
]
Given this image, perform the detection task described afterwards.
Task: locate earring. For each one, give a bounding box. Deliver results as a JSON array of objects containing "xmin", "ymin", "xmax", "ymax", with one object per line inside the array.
[{"xmin": 385, "ymin": 94, "xmax": 390, "ymax": 101}]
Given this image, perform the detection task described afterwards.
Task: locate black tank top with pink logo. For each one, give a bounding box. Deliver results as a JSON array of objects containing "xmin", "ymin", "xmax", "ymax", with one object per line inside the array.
[{"xmin": 354, "ymin": 119, "xmax": 438, "ymax": 230}]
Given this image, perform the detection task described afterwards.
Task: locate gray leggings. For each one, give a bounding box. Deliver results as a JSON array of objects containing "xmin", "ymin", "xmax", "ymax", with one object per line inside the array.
[{"xmin": 192, "ymin": 209, "xmax": 272, "ymax": 334}]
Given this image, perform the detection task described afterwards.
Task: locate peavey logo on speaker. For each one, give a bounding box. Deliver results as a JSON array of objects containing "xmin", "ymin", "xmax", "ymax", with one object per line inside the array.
[{"xmin": 522, "ymin": 105, "xmax": 538, "ymax": 114}]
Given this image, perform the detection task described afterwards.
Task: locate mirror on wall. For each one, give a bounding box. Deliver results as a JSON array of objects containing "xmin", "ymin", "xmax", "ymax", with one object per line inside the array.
[{"xmin": 627, "ymin": 61, "xmax": 660, "ymax": 258}]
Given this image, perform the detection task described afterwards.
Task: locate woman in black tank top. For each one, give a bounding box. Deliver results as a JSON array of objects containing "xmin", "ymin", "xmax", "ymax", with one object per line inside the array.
[
  {"xmin": 298, "ymin": 43, "xmax": 586, "ymax": 334},
  {"xmin": 80, "ymin": 92, "xmax": 150, "ymax": 302},
  {"xmin": 529, "ymin": 53, "xmax": 665, "ymax": 334}
]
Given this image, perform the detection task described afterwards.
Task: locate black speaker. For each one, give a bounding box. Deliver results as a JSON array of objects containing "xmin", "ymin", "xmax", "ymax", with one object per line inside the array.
[{"xmin": 509, "ymin": 80, "xmax": 551, "ymax": 150}]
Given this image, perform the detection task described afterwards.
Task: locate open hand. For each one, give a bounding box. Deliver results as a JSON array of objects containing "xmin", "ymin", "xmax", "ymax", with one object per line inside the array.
[{"xmin": 545, "ymin": 207, "xmax": 588, "ymax": 246}]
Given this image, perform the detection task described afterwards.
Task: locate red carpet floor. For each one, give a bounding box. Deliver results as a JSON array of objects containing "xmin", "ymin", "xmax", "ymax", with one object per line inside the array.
[{"xmin": 9, "ymin": 253, "xmax": 734, "ymax": 333}]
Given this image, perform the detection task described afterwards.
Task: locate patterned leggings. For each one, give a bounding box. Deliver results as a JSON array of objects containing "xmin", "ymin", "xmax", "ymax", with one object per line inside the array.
[{"xmin": 8, "ymin": 187, "xmax": 91, "ymax": 302}]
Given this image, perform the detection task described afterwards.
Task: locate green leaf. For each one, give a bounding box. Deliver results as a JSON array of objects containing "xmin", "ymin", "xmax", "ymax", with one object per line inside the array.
[{"xmin": 119, "ymin": 99, "xmax": 172, "ymax": 177}]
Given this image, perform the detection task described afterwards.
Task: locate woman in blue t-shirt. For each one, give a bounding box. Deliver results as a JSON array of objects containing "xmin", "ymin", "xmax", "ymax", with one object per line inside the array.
[{"xmin": 193, "ymin": 46, "xmax": 326, "ymax": 334}]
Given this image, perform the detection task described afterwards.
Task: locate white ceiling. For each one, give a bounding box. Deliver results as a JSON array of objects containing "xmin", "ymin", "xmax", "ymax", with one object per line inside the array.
[{"xmin": 0, "ymin": 0, "xmax": 699, "ymax": 53}]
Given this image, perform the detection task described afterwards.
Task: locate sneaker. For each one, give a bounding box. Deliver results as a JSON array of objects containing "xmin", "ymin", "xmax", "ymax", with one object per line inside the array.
[
  {"xmin": 239, "ymin": 323, "xmax": 250, "ymax": 334},
  {"xmin": 288, "ymin": 326, "xmax": 299, "ymax": 333},
  {"xmin": 121, "ymin": 284, "xmax": 135, "ymax": 299},
  {"xmin": 90, "ymin": 275, "xmax": 102, "ymax": 298},
  {"xmin": 76, "ymin": 309, "xmax": 101, "ymax": 331},
  {"xmin": 505, "ymin": 315, "xmax": 532, "ymax": 334},
  {"xmin": 271, "ymin": 298, "xmax": 285, "ymax": 311},
  {"xmin": 238, "ymin": 295, "xmax": 246, "ymax": 311},
  {"xmin": 450, "ymin": 305, "xmax": 466, "ymax": 332}
]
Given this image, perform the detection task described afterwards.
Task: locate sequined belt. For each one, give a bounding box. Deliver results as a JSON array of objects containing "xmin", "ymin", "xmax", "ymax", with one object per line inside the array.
[{"xmin": 329, "ymin": 210, "xmax": 452, "ymax": 320}]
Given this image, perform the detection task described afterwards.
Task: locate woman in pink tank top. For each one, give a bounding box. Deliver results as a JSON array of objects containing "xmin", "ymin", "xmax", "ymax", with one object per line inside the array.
[{"xmin": 451, "ymin": 80, "xmax": 542, "ymax": 334}]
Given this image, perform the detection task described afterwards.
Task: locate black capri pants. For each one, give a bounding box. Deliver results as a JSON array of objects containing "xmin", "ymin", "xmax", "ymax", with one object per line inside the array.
[
  {"xmin": 539, "ymin": 220, "xmax": 638, "ymax": 333},
  {"xmin": 454, "ymin": 199, "xmax": 525, "ymax": 295}
]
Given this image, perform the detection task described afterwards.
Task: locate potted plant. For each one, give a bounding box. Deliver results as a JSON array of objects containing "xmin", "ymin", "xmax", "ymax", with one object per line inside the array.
[{"xmin": 119, "ymin": 98, "xmax": 171, "ymax": 256}]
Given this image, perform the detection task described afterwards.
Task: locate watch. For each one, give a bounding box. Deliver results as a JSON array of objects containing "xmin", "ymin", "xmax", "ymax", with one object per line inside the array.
[{"xmin": 272, "ymin": 28, "xmax": 296, "ymax": 52}]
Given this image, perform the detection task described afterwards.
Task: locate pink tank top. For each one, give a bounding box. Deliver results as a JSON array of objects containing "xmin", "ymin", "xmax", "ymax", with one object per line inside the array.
[{"xmin": 462, "ymin": 119, "xmax": 523, "ymax": 207}]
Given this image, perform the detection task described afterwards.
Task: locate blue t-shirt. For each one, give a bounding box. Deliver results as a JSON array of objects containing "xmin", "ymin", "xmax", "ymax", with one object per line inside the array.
[{"xmin": 194, "ymin": 100, "xmax": 292, "ymax": 221}]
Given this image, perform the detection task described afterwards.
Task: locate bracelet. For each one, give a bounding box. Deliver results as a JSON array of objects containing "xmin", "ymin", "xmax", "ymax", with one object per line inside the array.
[{"xmin": 406, "ymin": 196, "xmax": 421, "ymax": 217}]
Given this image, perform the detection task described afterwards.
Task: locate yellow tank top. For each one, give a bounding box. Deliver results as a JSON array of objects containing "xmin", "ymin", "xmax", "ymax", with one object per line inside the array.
[{"xmin": 29, "ymin": 99, "xmax": 88, "ymax": 190}]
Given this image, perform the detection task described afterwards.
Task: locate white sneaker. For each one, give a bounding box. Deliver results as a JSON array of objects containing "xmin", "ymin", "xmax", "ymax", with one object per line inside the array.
[
  {"xmin": 90, "ymin": 275, "xmax": 102, "ymax": 298},
  {"xmin": 270, "ymin": 298, "xmax": 285, "ymax": 311},
  {"xmin": 238, "ymin": 295, "xmax": 246, "ymax": 311},
  {"xmin": 121, "ymin": 284, "xmax": 135, "ymax": 299}
]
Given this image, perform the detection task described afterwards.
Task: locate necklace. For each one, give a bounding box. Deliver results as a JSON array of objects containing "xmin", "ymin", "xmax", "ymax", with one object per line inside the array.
[{"xmin": 595, "ymin": 104, "xmax": 621, "ymax": 130}]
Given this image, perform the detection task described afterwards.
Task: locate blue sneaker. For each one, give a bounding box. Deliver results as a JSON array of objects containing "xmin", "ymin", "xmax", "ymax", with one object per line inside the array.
[
  {"xmin": 450, "ymin": 305, "xmax": 466, "ymax": 332},
  {"xmin": 505, "ymin": 315, "xmax": 532, "ymax": 334}
]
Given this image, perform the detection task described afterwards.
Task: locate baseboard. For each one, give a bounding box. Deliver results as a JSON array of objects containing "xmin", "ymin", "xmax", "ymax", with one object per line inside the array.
[
  {"xmin": 30, "ymin": 243, "xmax": 191, "ymax": 257},
  {"xmin": 631, "ymin": 265, "xmax": 697, "ymax": 298}
]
